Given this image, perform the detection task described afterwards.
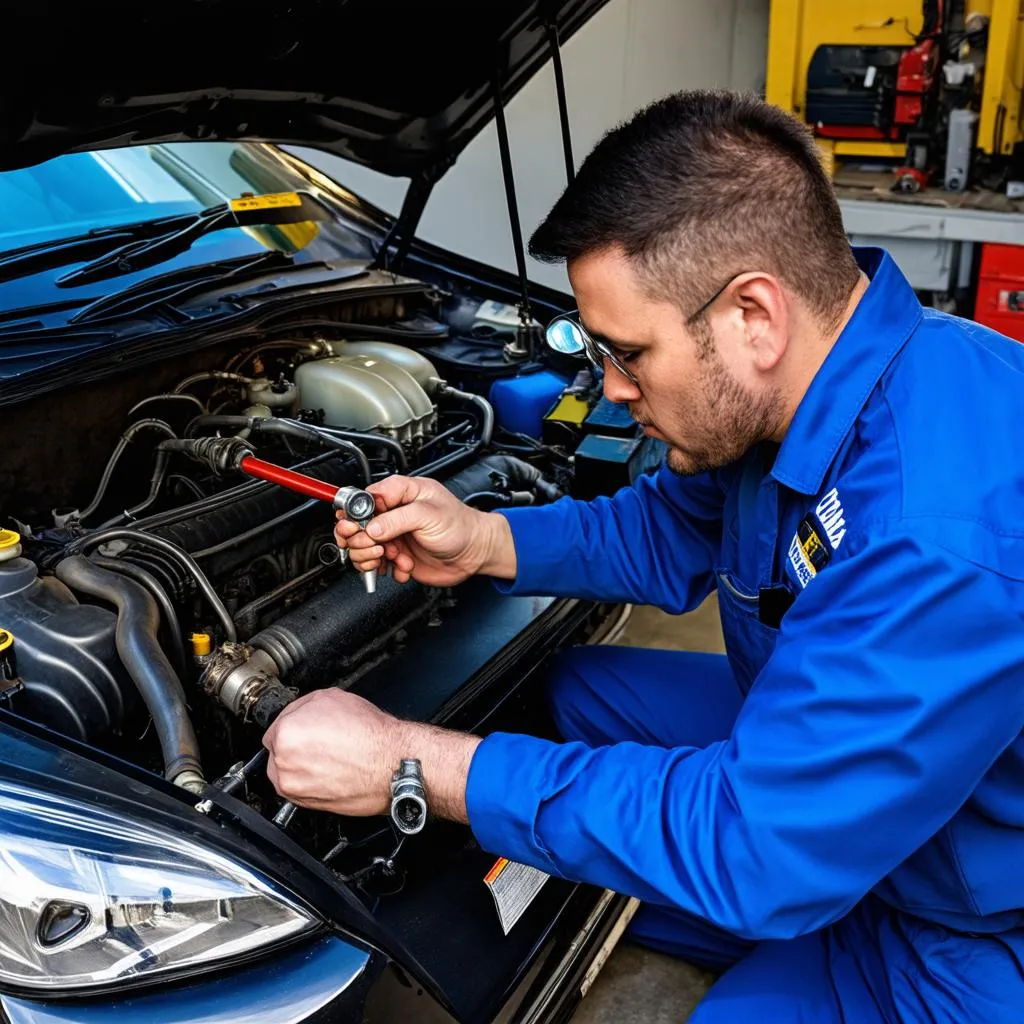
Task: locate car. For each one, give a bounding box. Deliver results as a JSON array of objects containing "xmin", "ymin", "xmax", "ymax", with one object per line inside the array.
[{"xmin": 0, "ymin": 2, "xmax": 671, "ymax": 1021}]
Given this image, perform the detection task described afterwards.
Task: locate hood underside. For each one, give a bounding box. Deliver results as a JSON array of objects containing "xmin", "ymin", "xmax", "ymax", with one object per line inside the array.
[{"xmin": 0, "ymin": 0, "xmax": 609, "ymax": 177}]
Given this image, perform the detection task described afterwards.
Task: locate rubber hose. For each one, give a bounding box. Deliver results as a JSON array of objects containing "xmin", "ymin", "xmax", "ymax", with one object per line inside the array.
[
  {"xmin": 442, "ymin": 454, "xmax": 562, "ymax": 503},
  {"xmin": 68, "ymin": 529, "xmax": 237, "ymax": 642},
  {"xmin": 436, "ymin": 384, "xmax": 494, "ymax": 445},
  {"xmin": 185, "ymin": 415, "xmax": 372, "ymax": 485},
  {"xmin": 54, "ymin": 556, "xmax": 205, "ymax": 792},
  {"xmin": 309, "ymin": 425, "xmax": 408, "ymax": 471},
  {"xmin": 87, "ymin": 555, "xmax": 189, "ymax": 680}
]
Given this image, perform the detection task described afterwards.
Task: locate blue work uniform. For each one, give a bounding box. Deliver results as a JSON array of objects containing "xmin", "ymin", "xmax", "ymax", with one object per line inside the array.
[{"xmin": 465, "ymin": 247, "xmax": 1024, "ymax": 1021}]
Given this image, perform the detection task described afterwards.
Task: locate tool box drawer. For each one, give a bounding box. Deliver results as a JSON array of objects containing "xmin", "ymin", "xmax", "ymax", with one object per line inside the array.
[{"xmin": 974, "ymin": 243, "xmax": 1024, "ymax": 343}]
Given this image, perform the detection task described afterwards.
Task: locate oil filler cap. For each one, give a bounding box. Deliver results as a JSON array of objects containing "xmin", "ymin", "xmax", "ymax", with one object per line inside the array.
[
  {"xmin": 0, "ymin": 629, "xmax": 14, "ymax": 681},
  {"xmin": 0, "ymin": 530, "xmax": 21, "ymax": 561}
]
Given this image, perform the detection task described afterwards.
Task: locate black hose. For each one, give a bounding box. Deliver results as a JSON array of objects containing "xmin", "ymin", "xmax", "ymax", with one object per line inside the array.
[
  {"xmin": 128, "ymin": 393, "xmax": 205, "ymax": 419},
  {"xmin": 442, "ymin": 454, "xmax": 563, "ymax": 503},
  {"xmin": 260, "ymin": 420, "xmax": 372, "ymax": 484},
  {"xmin": 65, "ymin": 529, "xmax": 237, "ymax": 642},
  {"xmin": 54, "ymin": 556, "xmax": 204, "ymax": 791},
  {"xmin": 127, "ymin": 450, "xmax": 339, "ymax": 533},
  {"xmin": 314, "ymin": 426, "xmax": 408, "ymax": 471},
  {"xmin": 462, "ymin": 491, "xmax": 515, "ymax": 508},
  {"xmin": 435, "ymin": 383, "xmax": 494, "ymax": 445},
  {"xmin": 98, "ymin": 449, "xmax": 171, "ymax": 528},
  {"xmin": 185, "ymin": 414, "xmax": 372, "ymax": 485},
  {"xmin": 88, "ymin": 555, "xmax": 189, "ymax": 680},
  {"xmin": 191, "ymin": 498, "xmax": 319, "ymax": 560},
  {"xmin": 173, "ymin": 370, "xmax": 253, "ymax": 395},
  {"xmin": 79, "ymin": 419, "xmax": 177, "ymax": 523}
]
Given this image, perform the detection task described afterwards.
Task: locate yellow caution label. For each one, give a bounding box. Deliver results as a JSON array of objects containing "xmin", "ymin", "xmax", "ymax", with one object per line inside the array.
[{"xmin": 229, "ymin": 192, "xmax": 303, "ymax": 213}]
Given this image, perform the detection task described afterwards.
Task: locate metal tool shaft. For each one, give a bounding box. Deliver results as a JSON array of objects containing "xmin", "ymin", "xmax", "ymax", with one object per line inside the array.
[{"xmin": 236, "ymin": 458, "xmax": 378, "ymax": 594}]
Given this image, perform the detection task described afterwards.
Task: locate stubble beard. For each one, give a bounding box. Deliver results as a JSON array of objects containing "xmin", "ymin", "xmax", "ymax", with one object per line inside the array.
[{"xmin": 665, "ymin": 331, "xmax": 785, "ymax": 477}]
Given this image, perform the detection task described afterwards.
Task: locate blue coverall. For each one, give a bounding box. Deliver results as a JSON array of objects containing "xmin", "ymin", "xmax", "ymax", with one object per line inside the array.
[{"xmin": 465, "ymin": 247, "xmax": 1024, "ymax": 1021}]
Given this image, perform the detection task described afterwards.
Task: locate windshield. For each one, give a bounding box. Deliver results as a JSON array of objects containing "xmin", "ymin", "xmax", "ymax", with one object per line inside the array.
[{"xmin": 0, "ymin": 141, "xmax": 376, "ymax": 260}]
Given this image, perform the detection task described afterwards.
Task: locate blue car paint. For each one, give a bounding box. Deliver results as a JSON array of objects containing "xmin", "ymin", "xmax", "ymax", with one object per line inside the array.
[{"xmin": 0, "ymin": 936, "xmax": 370, "ymax": 1024}]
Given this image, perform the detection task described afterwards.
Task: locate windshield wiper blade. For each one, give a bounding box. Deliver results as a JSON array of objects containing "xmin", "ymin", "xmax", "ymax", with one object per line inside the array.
[
  {"xmin": 0, "ymin": 213, "xmax": 200, "ymax": 285},
  {"xmin": 56, "ymin": 191, "xmax": 334, "ymax": 289},
  {"xmin": 56, "ymin": 206, "xmax": 235, "ymax": 288},
  {"xmin": 66, "ymin": 251, "xmax": 296, "ymax": 325}
]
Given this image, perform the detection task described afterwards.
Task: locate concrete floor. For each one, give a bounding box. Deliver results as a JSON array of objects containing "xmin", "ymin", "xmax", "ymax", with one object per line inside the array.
[{"xmin": 571, "ymin": 594, "xmax": 725, "ymax": 1024}]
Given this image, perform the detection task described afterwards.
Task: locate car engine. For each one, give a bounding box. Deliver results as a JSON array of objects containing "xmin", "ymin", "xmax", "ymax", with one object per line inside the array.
[{"xmin": 0, "ymin": 276, "xmax": 655, "ymax": 881}]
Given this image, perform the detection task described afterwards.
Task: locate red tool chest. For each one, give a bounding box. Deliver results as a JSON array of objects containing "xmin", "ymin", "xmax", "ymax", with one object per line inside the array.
[{"xmin": 974, "ymin": 243, "xmax": 1024, "ymax": 343}]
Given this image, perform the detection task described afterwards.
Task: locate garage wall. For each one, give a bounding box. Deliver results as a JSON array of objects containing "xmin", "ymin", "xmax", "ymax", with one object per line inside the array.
[{"xmin": 291, "ymin": 0, "xmax": 770, "ymax": 294}]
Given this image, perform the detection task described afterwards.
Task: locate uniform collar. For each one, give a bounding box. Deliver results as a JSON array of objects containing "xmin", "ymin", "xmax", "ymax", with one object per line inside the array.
[{"xmin": 770, "ymin": 247, "xmax": 922, "ymax": 496}]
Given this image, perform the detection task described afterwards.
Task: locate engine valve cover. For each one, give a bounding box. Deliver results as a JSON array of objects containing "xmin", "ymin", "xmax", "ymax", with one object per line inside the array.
[{"xmin": 295, "ymin": 350, "xmax": 438, "ymax": 443}]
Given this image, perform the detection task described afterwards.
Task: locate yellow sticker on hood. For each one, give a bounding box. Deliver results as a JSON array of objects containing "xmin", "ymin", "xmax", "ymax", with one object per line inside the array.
[{"xmin": 230, "ymin": 192, "xmax": 303, "ymax": 212}]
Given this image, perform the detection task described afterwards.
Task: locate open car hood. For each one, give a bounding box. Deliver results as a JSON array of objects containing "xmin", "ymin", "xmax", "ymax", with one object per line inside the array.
[{"xmin": 0, "ymin": 0, "xmax": 609, "ymax": 178}]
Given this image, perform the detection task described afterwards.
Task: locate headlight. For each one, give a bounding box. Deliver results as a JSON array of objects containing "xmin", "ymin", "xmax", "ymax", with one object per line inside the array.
[{"xmin": 0, "ymin": 781, "xmax": 319, "ymax": 991}]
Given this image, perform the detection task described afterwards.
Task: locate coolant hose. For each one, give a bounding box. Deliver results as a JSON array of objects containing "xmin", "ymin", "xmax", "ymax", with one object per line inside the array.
[
  {"xmin": 55, "ymin": 556, "xmax": 205, "ymax": 793},
  {"xmin": 66, "ymin": 528, "xmax": 237, "ymax": 642},
  {"xmin": 443, "ymin": 454, "xmax": 562, "ymax": 504},
  {"xmin": 87, "ymin": 555, "xmax": 189, "ymax": 679},
  {"xmin": 434, "ymin": 382, "xmax": 494, "ymax": 445}
]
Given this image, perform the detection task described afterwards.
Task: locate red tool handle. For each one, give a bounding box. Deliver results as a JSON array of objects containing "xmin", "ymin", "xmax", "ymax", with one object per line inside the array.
[{"xmin": 238, "ymin": 455, "xmax": 338, "ymax": 503}]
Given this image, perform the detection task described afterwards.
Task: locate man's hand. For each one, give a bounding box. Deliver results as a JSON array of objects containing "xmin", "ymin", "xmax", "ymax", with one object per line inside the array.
[
  {"xmin": 334, "ymin": 475, "xmax": 516, "ymax": 586},
  {"xmin": 262, "ymin": 688, "xmax": 482, "ymax": 823}
]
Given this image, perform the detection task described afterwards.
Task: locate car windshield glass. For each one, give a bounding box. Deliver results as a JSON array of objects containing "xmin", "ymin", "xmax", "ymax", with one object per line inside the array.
[{"xmin": 0, "ymin": 141, "xmax": 374, "ymax": 261}]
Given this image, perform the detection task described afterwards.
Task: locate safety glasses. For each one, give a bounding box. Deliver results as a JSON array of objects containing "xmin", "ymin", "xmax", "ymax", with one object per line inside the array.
[
  {"xmin": 544, "ymin": 274, "xmax": 742, "ymax": 385},
  {"xmin": 545, "ymin": 312, "xmax": 639, "ymax": 384}
]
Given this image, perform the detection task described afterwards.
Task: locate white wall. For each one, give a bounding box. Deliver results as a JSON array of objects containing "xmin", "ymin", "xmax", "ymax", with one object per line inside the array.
[{"xmin": 290, "ymin": 0, "xmax": 770, "ymax": 294}]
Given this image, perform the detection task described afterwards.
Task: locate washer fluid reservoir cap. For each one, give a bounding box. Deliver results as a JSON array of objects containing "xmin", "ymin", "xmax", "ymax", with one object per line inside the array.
[{"xmin": 0, "ymin": 530, "xmax": 22, "ymax": 562}]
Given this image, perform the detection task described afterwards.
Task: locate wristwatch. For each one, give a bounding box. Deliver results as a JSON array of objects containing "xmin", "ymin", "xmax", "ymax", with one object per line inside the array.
[{"xmin": 390, "ymin": 758, "xmax": 427, "ymax": 834}]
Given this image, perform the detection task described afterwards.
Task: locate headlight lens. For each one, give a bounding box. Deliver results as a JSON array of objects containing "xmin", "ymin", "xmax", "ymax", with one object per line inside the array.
[{"xmin": 0, "ymin": 782, "xmax": 319, "ymax": 991}]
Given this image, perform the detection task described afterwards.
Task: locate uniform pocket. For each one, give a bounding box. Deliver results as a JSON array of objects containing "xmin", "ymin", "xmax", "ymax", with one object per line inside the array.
[{"xmin": 716, "ymin": 568, "xmax": 759, "ymax": 605}]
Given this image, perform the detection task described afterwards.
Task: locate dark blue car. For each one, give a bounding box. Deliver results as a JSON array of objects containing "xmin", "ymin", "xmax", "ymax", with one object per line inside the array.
[{"xmin": 0, "ymin": 2, "xmax": 653, "ymax": 1021}]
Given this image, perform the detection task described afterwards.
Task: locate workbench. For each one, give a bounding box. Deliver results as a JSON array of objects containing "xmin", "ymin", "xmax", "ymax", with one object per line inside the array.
[{"xmin": 833, "ymin": 169, "xmax": 1024, "ymax": 307}]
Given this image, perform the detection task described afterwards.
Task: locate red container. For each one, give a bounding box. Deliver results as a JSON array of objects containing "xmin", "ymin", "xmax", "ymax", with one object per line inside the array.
[{"xmin": 974, "ymin": 243, "xmax": 1024, "ymax": 343}]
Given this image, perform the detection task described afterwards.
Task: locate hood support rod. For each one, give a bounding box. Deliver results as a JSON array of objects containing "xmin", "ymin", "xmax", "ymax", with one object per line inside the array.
[
  {"xmin": 545, "ymin": 17, "xmax": 575, "ymax": 183},
  {"xmin": 492, "ymin": 70, "xmax": 536, "ymax": 361},
  {"xmin": 370, "ymin": 160, "xmax": 449, "ymax": 273}
]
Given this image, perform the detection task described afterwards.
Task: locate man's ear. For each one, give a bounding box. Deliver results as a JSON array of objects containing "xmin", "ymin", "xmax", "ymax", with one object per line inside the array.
[{"xmin": 732, "ymin": 273, "xmax": 788, "ymax": 372}]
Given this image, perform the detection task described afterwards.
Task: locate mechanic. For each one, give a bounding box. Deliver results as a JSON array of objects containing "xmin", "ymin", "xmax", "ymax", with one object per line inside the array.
[{"xmin": 262, "ymin": 90, "xmax": 1024, "ymax": 1021}]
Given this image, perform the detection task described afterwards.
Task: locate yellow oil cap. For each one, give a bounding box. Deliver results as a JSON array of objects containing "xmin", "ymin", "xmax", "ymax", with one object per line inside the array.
[
  {"xmin": 0, "ymin": 530, "xmax": 21, "ymax": 551},
  {"xmin": 190, "ymin": 633, "xmax": 212, "ymax": 657},
  {"xmin": 0, "ymin": 629, "xmax": 13, "ymax": 652}
]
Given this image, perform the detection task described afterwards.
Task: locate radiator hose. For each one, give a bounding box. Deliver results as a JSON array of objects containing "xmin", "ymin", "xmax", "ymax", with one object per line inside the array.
[
  {"xmin": 54, "ymin": 556, "xmax": 206, "ymax": 794},
  {"xmin": 442, "ymin": 454, "xmax": 563, "ymax": 505}
]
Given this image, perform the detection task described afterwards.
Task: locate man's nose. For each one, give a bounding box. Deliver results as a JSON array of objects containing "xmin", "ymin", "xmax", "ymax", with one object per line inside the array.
[{"xmin": 601, "ymin": 362, "xmax": 641, "ymax": 404}]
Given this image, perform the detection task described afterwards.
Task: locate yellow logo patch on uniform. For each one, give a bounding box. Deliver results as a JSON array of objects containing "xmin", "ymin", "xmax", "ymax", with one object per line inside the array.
[{"xmin": 788, "ymin": 515, "xmax": 832, "ymax": 589}]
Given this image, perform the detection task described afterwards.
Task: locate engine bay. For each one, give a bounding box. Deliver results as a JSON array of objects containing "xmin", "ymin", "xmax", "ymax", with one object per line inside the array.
[{"xmin": 0, "ymin": 272, "xmax": 659, "ymax": 899}]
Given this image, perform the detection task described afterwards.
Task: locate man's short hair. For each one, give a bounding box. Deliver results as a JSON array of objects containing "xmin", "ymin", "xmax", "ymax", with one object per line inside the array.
[{"xmin": 529, "ymin": 89, "xmax": 860, "ymax": 331}]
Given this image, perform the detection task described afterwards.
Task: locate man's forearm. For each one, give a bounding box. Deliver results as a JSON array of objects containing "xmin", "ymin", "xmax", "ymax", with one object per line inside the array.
[
  {"xmin": 477, "ymin": 511, "xmax": 517, "ymax": 580},
  {"xmin": 391, "ymin": 719, "xmax": 482, "ymax": 823}
]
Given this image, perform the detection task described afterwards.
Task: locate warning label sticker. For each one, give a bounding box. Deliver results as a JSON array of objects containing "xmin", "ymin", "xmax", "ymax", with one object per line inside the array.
[
  {"xmin": 229, "ymin": 191, "xmax": 303, "ymax": 212},
  {"xmin": 483, "ymin": 857, "xmax": 550, "ymax": 935}
]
